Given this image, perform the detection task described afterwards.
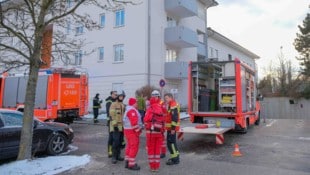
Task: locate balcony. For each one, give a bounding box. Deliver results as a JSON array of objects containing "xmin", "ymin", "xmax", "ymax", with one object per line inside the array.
[
  {"xmin": 165, "ymin": 26, "xmax": 198, "ymax": 49},
  {"xmin": 165, "ymin": 0, "xmax": 197, "ymax": 19},
  {"xmin": 164, "ymin": 61, "xmax": 188, "ymax": 79},
  {"xmin": 197, "ymin": 42, "xmax": 206, "ymax": 57},
  {"xmin": 180, "ymin": 16, "xmax": 206, "ymax": 33}
]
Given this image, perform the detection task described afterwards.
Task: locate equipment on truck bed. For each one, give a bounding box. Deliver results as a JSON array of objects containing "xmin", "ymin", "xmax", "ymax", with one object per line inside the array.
[{"xmin": 180, "ymin": 59, "xmax": 261, "ymax": 144}]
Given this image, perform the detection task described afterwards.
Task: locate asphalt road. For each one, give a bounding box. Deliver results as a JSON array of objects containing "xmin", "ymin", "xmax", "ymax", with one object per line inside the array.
[{"xmin": 60, "ymin": 118, "xmax": 310, "ymax": 175}]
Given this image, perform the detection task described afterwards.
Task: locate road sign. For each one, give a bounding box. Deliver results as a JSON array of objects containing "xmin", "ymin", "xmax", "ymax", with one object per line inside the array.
[{"xmin": 159, "ymin": 79, "xmax": 165, "ymax": 87}]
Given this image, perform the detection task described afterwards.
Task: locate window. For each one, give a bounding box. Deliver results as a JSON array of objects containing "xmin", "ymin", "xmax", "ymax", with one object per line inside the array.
[
  {"xmin": 167, "ymin": 16, "xmax": 177, "ymax": 27},
  {"xmin": 74, "ymin": 50, "xmax": 83, "ymax": 65},
  {"xmin": 198, "ymin": 35, "xmax": 204, "ymax": 43},
  {"xmin": 215, "ymin": 49, "xmax": 218, "ymax": 58},
  {"xmin": 209, "ymin": 47, "xmax": 214, "ymax": 58},
  {"xmin": 75, "ymin": 24, "xmax": 84, "ymax": 35},
  {"xmin": 228, "ymin": 54, "xmax": 232, "ymax": 61},
  {"xmin": 115, "ymin": 9, "xmax": 125, "ymax": 27},
  {"xmin": 67, "ymin": 0, "xmax": 73, "ymax": 8},
  {"xmin": 98, "ymin": 47, "xmax": 104, "ymax": 61},
  {"xmin": 1, "ymin": 112, "xmax": 23, "ymax": 127},
  {"xmin": 66, "ymin": 21, "xmax": 71, "ymax": 34},
  {"xmin": 166, "ymin": 49, "xmax": 177, "ymax": 62},
  {"xmin": 99, "ymin": 13, "xmax": 105, "ymax": 28},
  {"xmin": 114, "ymin": 44, "xmax": 124, "ymax": 62}
]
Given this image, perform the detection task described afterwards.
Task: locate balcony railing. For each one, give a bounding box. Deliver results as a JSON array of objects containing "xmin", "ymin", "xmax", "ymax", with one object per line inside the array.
[
  {"xmin": 165, "ymin": 26, "xmax": 198, "ymax": 49},
  {"xmin": 165, "ymin": 0, "xmax": 197, "ymax": 19}
]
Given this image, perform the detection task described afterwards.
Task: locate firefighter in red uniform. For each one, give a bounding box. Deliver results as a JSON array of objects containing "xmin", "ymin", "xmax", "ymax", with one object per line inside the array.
[
  {"xmin": 164, "ymin": 93, "xmax": 180, "ymax": 165},
  {"xmin": 151, "ymin": 90, "xmax": 167, "ymax": 158},
  {"xmin": 123, "ymin": 98, "xmax": 142, "ymax": 170},
  {"xmin": 144, "ymin": 96, "xmax": 165, "ymax": 172}
]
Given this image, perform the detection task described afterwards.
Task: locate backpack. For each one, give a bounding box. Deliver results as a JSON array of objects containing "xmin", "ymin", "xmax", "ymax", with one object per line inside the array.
[{"xmin": 150, "ymin": 105, "xmax": 165, "ymax": 132}]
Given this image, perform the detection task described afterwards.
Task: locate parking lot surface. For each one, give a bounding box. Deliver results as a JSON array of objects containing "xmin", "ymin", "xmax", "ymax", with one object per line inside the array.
[{"xmin": 60, "ymin": 118, "xmax": 310, "ymax": 175}]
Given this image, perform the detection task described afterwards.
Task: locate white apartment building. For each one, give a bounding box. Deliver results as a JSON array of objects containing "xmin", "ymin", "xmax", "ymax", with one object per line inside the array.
[{"xmin": 60, "ymin": 0, "xmax": 260, "ymax": 109}]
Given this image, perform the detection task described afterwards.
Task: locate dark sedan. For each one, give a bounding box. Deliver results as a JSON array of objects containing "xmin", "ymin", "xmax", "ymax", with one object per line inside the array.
[{"xmin": 0, "ymin": 109, "xmax": 74, "ymax": 160}]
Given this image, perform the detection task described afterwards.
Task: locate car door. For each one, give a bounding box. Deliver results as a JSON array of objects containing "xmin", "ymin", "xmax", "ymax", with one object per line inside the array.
[{"xmin": 0, "ymin": 112, "xmax": 23, "ymax": 159}]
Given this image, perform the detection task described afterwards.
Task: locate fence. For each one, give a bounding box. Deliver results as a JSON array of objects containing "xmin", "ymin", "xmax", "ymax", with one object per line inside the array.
[{"xmin": 260, "ymin": 97, "xmax": 310, "ymax": 119}]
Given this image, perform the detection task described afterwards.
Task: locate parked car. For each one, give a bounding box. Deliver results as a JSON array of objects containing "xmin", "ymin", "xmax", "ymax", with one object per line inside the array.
[{"xmin": 0, "ymin": 109, "xmax": 74, "ymax": 160}]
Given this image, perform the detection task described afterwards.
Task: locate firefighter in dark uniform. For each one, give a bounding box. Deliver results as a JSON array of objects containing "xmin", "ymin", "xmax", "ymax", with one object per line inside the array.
[
  {"xmin": 109, "ymin": 91, "xmax": 126, "ymax": 164},
  {"xmin": 93, "ymin": 93, "xmax": 102, "ymax": 123},
  {"xmin": 106, "ymin": 90, "xmax": 117, "ymax": 157},
  {"xmin": 164, "ymin": 93, "xmax": 180, "ymax": 165}
]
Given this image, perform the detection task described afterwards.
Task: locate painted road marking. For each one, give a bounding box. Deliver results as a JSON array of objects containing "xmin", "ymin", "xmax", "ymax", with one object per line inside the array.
[{"xmin": 266, "ymin": 119, "xmax": 277, "ymax": 127}]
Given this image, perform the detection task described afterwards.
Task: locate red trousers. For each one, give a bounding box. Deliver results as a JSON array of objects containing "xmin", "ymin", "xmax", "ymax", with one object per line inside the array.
[
  {"xmin": 124, "ymin": 129, "xmax": 139, "ymax": 167},
  {"xmin": 146, "ymin": 131, "xmax": 163, "ymax": 170}
]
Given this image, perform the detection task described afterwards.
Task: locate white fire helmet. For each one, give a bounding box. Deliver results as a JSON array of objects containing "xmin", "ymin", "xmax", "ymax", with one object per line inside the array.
[{"xmin": 151, "ymin": 90, "xmax": 160, "ymax": 97}]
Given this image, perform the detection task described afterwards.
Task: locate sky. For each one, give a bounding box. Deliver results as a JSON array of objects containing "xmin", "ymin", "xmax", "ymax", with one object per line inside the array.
[{"xmin": 207, "ymin": 0, "xmax": 309, "ymax": 77}]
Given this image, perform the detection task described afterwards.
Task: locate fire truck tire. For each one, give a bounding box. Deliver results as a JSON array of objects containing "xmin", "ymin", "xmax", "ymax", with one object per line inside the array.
[
  {"xmin": 240, "ymin": 118, "xmax": 249, "ymax": 134},
  {"xmin": 255, "ymin": 112, "xmax": 260, "ymax": 125},
  {"xmin": 47, "ymin": 133, "xmax": 68, "ymax": 155}
]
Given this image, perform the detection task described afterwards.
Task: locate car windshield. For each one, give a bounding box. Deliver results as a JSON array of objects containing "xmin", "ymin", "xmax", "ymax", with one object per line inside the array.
[{"xmin": 0, "ymin": 112, "xmax": 23, "ymax": 127}]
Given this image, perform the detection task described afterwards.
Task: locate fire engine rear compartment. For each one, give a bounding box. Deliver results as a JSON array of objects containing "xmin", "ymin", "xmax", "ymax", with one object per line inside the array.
[
  {"xmin": 0, "ymin": 68, "xmax": 89, "ymax": 123},
  {"xmin": 189, "ymin": 60, "xmax": 257, "ymax": 116},
  {"xmin": 179, "ymin": 60, "xmax": 260, "ymax": 143}
]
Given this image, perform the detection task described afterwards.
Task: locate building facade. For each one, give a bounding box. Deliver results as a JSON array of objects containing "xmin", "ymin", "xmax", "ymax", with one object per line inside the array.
[{"xmin": 59, "ymin": 0, "xmax": 259, "ymax": 109}]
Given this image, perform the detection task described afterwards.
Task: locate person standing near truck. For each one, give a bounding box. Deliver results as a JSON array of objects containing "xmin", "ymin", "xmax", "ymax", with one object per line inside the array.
[
  {"xmin": 93, "ymin": 93, "xmax": 102, "ymax": 124},
  {"xmin": 106, "ymin": 90, "xmax": 117, "ymax": 157},
  {"xmin": 123, "ymin": 97, "xmax": 142, "ymax": 170},
  {"xmin": 151, "ymin": 90, "xmax": 167, "ymax": 158},
  {"xmin": 109, "ymin": 91, "xmax": 126, "ymax": 164},
  {"xmin": 164, "ymin": 93, "xmax": 180, "ymax": 165}
]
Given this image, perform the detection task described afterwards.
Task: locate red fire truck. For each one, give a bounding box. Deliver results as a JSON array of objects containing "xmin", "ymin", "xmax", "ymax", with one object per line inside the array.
[
  {"xmin": 181, "ymin": 59, "xmax": 261, "ymax": 144},
  {"xmin": 0, "ymin": 67, "xmax": 89, "ymax": 123}
]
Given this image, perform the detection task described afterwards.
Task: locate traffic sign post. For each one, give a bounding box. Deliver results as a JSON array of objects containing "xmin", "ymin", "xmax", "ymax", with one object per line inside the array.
[
  {"xmin": 159, "ymin": 79, "xmax": 165, "ymax": 99},
  {"xmin": 159, "ymin": 79, "xmax": 165, "ymax": 88}
]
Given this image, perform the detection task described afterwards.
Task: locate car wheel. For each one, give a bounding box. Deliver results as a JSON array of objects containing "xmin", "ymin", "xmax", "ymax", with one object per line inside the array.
[{"xmin": 47, "ymin": 133, "xmax": 68, "ymax": 155}]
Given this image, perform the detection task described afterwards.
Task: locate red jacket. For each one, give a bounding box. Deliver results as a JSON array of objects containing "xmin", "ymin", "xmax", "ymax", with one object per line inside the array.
[
  {"xmin": 165, "ymin": 100, "xmax": 180, "ymax": 131},
  {"xmin": 144, "ymin": 97, "xmax": 164, "ymax": 131}
]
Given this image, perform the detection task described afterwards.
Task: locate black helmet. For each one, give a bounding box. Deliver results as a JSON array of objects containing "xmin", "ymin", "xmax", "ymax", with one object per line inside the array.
[
  {"xmin": 95, "ymin": 93, "xmax": 100, "ymax": 97},
  {"xmin": 117, "ymin": 90, "xmax": 126, "ymax": 98}
]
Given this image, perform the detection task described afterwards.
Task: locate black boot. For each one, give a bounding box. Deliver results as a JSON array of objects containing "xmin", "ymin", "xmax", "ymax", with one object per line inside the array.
[
  {"xmin": 117, "ymin": 156, "xmax": 124, "ymax": 161},
  {"xmin": 125, "ymin": 160, "xmax": 128, "ymax": 168},
  {"xmin": 112, "ymin": 151, "xmax": 117, "ymax": 164},
  {"xmin": 160, "ymin": 153, "xmax": 166, "ymax": 158},
  {"xmin": 117, "ymin": 151, "xmax": 124, "ymax": 161},
  {"xmin": 128, "ymin": 164, "xmax": 140, "ymax": 170},
  {"xmin": 112, "ymin": 156, "xmax": 117, "ymax": 164}
]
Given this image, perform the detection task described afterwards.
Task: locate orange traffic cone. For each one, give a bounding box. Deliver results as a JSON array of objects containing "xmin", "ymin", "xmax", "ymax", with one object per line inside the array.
[{"xmin": 232, "ymin": 144, "xmax": 242, "ymax": 157}]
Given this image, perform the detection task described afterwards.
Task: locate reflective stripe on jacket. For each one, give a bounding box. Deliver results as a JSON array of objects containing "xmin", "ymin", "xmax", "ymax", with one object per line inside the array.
[
  {"xmin": 109, "ymin": 101, "xmax": 125, "ymax": 132},
  {"xmin": 123, "ymin": 106, "xmax": 142, "ymax": 132}
]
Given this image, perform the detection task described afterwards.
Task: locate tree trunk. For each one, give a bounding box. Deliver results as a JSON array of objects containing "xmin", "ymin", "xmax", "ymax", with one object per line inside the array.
[
  {"xmin": 17, "ymin": 59, "xmax": 41, "ymax": 160},
  {"xmin": 17, "ymin": 9, "xmax": 46, "ymax": 159}
]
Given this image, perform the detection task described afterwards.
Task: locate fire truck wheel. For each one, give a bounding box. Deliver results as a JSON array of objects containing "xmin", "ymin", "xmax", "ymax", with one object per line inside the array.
[
  {"xmin": 47, "ymin": 133, "xmax": 68, "ymax": 155},
  {"xmin": 240, "ymin": 118, "xmax": 249, "ymax": 134},
  {"xmin": 255, "ymin": 112, "xmax": 260, "ymax": 125}
]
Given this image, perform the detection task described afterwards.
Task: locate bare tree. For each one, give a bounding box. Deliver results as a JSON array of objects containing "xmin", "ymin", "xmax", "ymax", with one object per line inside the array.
[
  {"xmin": 0, "ymin": 0, "xmax": 138, "ymax": 160},
  {"xmin": 258, "ymin": 47, "xmax": 298, "ymax": 97}
]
